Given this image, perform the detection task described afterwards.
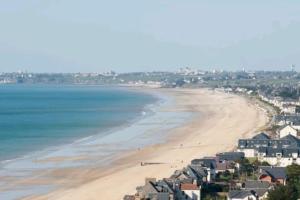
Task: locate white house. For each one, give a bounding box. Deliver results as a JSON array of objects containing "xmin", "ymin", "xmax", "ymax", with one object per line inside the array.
[
  {"xmin": 279, "ymin": 125, "xmax": 298, "ymax": 138},
  {"xmin": 180, "ymin": 183, "xmax": 201, "ymax": 200}
]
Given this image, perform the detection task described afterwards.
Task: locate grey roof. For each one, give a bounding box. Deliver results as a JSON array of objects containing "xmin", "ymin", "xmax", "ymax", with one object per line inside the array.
[
  {"xmin": 239, "ymin": 139, "xmax": 269, "ymax": 149},
  {"xmin": 239, "ymin": 131, "xmax": 300, "ymax": 150},
  {"xmin": 243, "ymin": 181, "xmax": 271, "ymax": 197},
  {"xmin": 259, "ymin": 146, "xmax": 300, "ymax": 157},
  {"xmin": 191, "ymin": 158, "xmax": 216, "ymax": 169},
  {"xmin": 186, "ymin": 166, "xmax": 205, "ymax": 182},
  {"xmin": 266, "ymin": 147, "xmax": 282, "ymax": 157},
  {"xmin": 169, "ymin": 169, "xmax": 194, "ymax": 184},
  {"xmin": 238, "ymin": 134, "xmax": 300, "ymax": 150},
  {"xmin": 216, "ymin": 152, "xmax": 245, "ymax": 161},
  {"xmin": 275, "ymin": 115, "xmax": 300, "ymax": 125},
  {"xmin": 259, "ymin": 166, "xmax": 287, "ymax": 179},
  {"xmin": 244, "ymin": 181, "xmax": 271, "ymax": 189},
  {"xmin": 155, "ymin": 180, "xmax": 175, "ymax": 194},
  {"xmin": 189, "ymin": 165, "xmax": 208, "ymax": 177},
  {"xmin": 281, "ymin": 134, "xmax": 300, "ymax": 147},
  {"xmin": 282, "ymin": 148, "xmax": 299, "ymax": 157},
  {"xmin": 228, "ymin": 190, "xmax": 256, "ymax": 199},
  {"xmin": 254, "ymin": 189, "xmax": 270, "ymax": 197},
  {"xmin": 258, "ymin": 146, "xmax": 268, "ymax": 153},
  {"xmin": 252, "ymin": 132, "xmax": 270, "ymax": 140},
  {"xmin": 138, "ymin": 179, "xmax": 175, "ymax": 198}
]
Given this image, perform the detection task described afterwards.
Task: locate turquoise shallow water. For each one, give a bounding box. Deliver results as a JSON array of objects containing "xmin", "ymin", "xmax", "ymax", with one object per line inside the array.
[{"xmin": 0, "ymin": 84, "xmax": 156, "ymax": 161}]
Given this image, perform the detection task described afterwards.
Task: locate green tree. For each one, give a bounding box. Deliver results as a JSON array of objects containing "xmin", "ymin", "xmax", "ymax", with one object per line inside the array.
[
  {"xmin": 286, "ymin": 164, "xmax": 300, "ymax": 197},
  {"xmin": 223, "ymin": 170, "xmax": 231, "ymax": 177},
  {"xmin": 266, "ymin": 163, "xmax": 300, "ymax": 200},
  {"xmin": 287, "ymin": 164, "xmax": 300, "ymax": 183},
  {"xmin": 251, "ymin": 159, "xmax": 270, "ymax": 170},
  {"xmin": 237, "ymin": 158, "xmax": 254, "ymax": 178},
  {"xmin": 268, "ymin": 185, "xmax": 298, "ymax": 200}
]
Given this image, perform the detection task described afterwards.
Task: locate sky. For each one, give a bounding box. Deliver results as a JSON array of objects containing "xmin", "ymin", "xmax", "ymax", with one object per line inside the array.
[{"xmin": 0, "ymin": 0, "xmax": 300, "ymax": 73}]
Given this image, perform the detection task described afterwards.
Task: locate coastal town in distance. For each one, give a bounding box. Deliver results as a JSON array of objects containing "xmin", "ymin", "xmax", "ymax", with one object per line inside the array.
[{"xmin": 2, "ymin": 68, "xmax": 300, "ymax": 200}]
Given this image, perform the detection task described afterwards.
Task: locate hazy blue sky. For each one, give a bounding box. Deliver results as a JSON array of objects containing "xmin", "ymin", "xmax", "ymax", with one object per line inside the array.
[{"xmin": 0, "ymin": 0, "xmax": 300, "ymax": 72}]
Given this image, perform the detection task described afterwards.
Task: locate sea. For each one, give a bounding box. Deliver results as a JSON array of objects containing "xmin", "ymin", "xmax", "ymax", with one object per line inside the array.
[{"xmin": 0, "ymin": 84, "xmax": 193, "ymax": 199}]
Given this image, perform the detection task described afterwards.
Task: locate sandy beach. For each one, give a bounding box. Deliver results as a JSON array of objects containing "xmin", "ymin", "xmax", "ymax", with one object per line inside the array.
[{"xmin": 26, "ymin": 88, "xmax": 269, "ymax": 200}]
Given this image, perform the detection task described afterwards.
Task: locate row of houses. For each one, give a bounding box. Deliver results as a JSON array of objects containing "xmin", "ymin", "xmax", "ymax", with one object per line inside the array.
[
  {"xmin": 237, "ymin": 132, "xmax": 300, "ymax": 167},
  {"xmin": 214, "ymin": 87, "xmax": 254, "ymax": 95},
  {"xmin": 258, "ymin": 92, "xmax": 300, "ymax": 114}
]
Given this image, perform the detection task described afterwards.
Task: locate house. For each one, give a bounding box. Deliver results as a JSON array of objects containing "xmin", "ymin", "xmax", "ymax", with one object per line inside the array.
[
  {"xmin": 187, "ymin": 165, "xmax": 209, "ymax": 183},
  {"xmin": 170, "ymin": 169, "xmax": 195, "ymax": 185},
  {"xmin": 243, "ymin": 181, "xmax": 272, "ymax": 200},
  {"xmin": 169, "ymin": 166, "xmax": 206, "ymax": 185},
  {"xmin": 180, "ymin": 183, "xmax": 201, "ymax": 200},
  {"xmin": 279, "ymin": 125, "xmax": 298, "ymax": 138},
  {"xmin": 258, "ymin": 166, "xmax": 287, "ymax": 185},
  {"xmin": 136, "ymin": 178, "xmax": 175, "ymax": 200},
  {"xmin": 227, "ymin": 190, "xmax": 257, "ymax": 200},
  {"xmin": 216, "ymin": 160, "xmax": 236, "ymax": 173},
  {"xmin": 165, "ymin": 167, "xmax": 203, "ymax": 200},
  {"xmin": 169, "ymin": 163, "xmax": 208, "ymax": 186},
  {"xmin": 190, "ymin": 157, "xmax": 216, "ymax": 182},
  {"xmin": 215, "ymin": 152, "xmax": 244, "ymax": 173}
]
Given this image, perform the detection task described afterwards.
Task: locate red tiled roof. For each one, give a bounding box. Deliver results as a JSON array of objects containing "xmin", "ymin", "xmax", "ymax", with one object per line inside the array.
[{"xmin": 180, "ymin": 183, "xmax": 198, "ymax": 190}]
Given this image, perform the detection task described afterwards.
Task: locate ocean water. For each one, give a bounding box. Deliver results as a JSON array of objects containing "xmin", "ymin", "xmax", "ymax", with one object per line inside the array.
[
  {"xmin": 0, "ymin": 84, "xmax": 155, "ymax": 161},
  {"xmin": 0, "ymin": 84, "xmax": 194, "ymax": 199}
]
